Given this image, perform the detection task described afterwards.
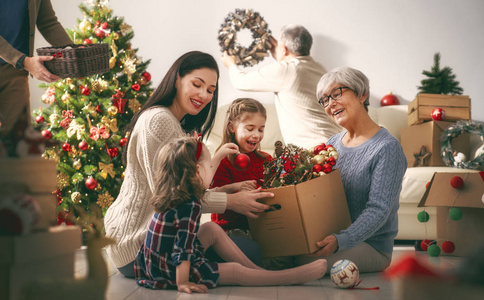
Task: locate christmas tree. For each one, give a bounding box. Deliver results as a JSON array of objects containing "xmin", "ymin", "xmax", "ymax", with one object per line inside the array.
[
  {"xmin": 417, "ymin": 52, "xmax": 463, "ymax": 95},
  {"xmin": 33, "ymin": 0, "xmax": 153, "ymax": 222}
]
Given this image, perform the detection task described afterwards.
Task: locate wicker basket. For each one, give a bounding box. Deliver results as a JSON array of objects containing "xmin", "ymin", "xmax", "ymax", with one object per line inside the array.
[{"xmin": 36, "ymin": 43, "xmax": 110, "ymax": 78}]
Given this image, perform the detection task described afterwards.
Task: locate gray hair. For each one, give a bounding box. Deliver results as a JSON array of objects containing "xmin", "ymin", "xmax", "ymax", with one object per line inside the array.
[
  {"xmin": 280, "ymin": 25, "xmax": 312, "ymax": 56},
  {"xmin": 316, "ymin": 67, "xmax": 370, "ymax": 111}
]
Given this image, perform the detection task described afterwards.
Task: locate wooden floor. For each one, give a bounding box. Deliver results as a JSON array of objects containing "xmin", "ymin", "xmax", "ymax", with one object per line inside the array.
[{"xmin": 74, "ymin": 241, "xmax": 464, "ymax": 300}]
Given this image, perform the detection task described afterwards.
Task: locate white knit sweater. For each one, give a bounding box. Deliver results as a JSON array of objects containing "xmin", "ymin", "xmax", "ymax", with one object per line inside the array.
[
  {"xmin": 228, "ymin": 56, "xmax": 343, "ymax": 148},
  {"xmin": 104, "ymin": 106, "xmax": 227, "ymax": 268}
]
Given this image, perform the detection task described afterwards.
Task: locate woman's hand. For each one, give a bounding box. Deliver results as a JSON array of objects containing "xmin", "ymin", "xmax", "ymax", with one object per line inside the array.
[
  {"xmin": 221, "ymin": 51, "xmax": 237, "ymax": 69},
  {"xmin": 177, "ymin": 282, "xmax": 209, "ymax": 294},
  {"xmin": 310, "ymin": 235, "xmax": 339, "ymax": 257},
  {"xmin": 218, "ymin": 180, "xmax": 258, "ymax": 194},
  {"xmin": 212, "ymin": 143, "xmax": 238, "ymax": 165},
  {"xmin": 23, "ymin": 56, "xmax": 61, "ymax": 82},
  {"xmin": 226, "ymin": 187, "xmax": 273, "ymax": 218}
]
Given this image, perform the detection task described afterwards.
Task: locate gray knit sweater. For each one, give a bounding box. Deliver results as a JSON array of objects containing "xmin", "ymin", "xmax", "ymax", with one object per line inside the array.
[{"xmin": 328, "ymin": 127, "xmax": 407, "ymax": 254}]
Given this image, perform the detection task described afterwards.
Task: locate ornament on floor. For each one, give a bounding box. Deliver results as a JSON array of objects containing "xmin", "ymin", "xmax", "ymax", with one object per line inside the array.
[
  {"xmin": 380, "ymin": 92, "xmax": 400, "ymax": 106},
  {"xmin": 442, "ymin": 240, "xmax": 455, "ymax": 254},
  {"xmin": 431, "ymin": 107, "xmax": 446, "ymax": 121},
  {"xmin": 449, "ymin": 207, "xmax": 462, "ymax": 221},
  {"xmin": 0, "ymin": 194, "xmax": 40, "ymax": 235},
  {"xmin": 331, "ymin": 259, "xmax": 359, "ymax": 288},
  {"xmin": 218, "ymin": 8, "xmax": 272, "ymax": 67},
  {"xmin": 417, "ymin": 210, "xmax": 429, "ymax": 222},
  {"xmin": 441, "ymin": 120, "xmax": 484, "ymax": 169},
  {"xmin": 427, "ymin": 244, "xmax": 441, "ymax": 257},
  {"xmin": 413, "ymin": 145, "xmax": 432, "ymax": 167},
  {"xmin": 234, "ymin": 153, "xmax": 251, "ymax": 171},
  {"xmin": 420, "ymin": 239, "xmax": 435, "ymax": 252}
]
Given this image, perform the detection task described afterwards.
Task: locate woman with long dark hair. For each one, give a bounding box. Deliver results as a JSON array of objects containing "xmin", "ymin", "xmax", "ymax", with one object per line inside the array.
[{"xmin": 104, "ymin": 51, "xmax": 272, "ymax": 278}]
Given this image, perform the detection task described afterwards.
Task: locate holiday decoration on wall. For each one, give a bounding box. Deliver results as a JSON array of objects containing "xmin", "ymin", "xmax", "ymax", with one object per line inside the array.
[
  {"xmin": 262, "ymin": 141, "xmax": 339, "ymax": 189},
  {"xmin": 417, "ymin": 52, "xmax": 463, "ymax": 95},
  {"xmin": 32, "ymin": 0, "xmax": 153, "ymax": 219},
  {"xmin": 218, "ymin": 8, "xmax": 272, "ymax": 67},
  {"xmin": 380, "ymin": 92, "xmax": 400, "ymax": 106},
  {"xmin": 441, "ymin": 120, "xmax": 484, "ymax": 169}
]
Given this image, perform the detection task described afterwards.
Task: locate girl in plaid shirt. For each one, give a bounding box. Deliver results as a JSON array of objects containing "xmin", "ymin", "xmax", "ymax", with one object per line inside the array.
[{"xmin": 135, "ymin": 136, "xmax": 327, "ymax": 294}]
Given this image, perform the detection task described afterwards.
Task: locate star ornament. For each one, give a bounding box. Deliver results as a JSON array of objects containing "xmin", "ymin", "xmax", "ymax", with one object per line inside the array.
[{"xmin": 413, "ymin": 145, "xmax": 432, "ymax": 167}]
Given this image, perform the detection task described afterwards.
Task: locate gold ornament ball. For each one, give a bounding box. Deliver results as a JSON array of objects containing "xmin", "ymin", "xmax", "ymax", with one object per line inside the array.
[
  {"xmin": 109, "ymin": 57, "xmax": 116, "ymax": 69},
  {"xmin": 121, "ymin": 171, "xmax": 125, "ymax": 180},
  {"xmin": 329, "ymin": 151, "xmax": 339, "ymax": 160},
  {"xmin": 61, "ymin": 93, "xmax": 71, "ymax": 102},
  {"xmin": 139, "ymin": 76, "xmax": 147, "ymax": 86},
  {"xmin": 41, "ymin": 94, "xmax": 48, "ymax": 102},
  {"xmin": 73, "ymin": 160, "xmax": 82, "ymax": 170},
  {"xmin": 308, "ymin": 147, "xmax": 315, "ymax": 154},
  {"xmin": 71, "ymin": 192, "xmax": 82, "ymax": 203},
  {"xmin": 311, "ymin": 154, "xmax": 326, "ymax": 165},
  {"xmin": 107, "ymin": 106, "xmax": 118, "ymax": 116},
  {"xmin": 112, "ymin": 32, "xmax": 119, "ymax": 40},
  {"xmin": 319, "ymin": 150, "xmax": 328, "ymax": 158},
  {"xmin": 65, "ymin": 78, "xmax": 73, "ymax": 85},
  {"xmin": 327, "ymin": 147, "xmax": 336, "ymax": 153},
  {"xmin": 79, "ymin": 20, "xmax": 92, "ymax": 32}
]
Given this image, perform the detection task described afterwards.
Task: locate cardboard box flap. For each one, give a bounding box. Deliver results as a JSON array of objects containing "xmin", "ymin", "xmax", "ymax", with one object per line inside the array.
[
  {"xmin": 295, "ymin": 170, "xmax": 351, "ymax": 253},
  {"xmin": 419, "ymin": 172, "xmax": 484, "ymax": 209}
]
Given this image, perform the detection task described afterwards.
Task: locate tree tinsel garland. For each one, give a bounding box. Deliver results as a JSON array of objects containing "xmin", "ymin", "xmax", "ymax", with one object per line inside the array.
[
  {"xmin": 218, "ymin": 8, "xmax": 272, "ymax": 67},
  {"xmin": 441, "ymin": 120, "xmax": 484, "ymax": 169}
]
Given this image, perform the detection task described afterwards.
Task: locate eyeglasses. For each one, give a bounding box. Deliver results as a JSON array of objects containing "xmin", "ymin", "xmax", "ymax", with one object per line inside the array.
[{"xmin": 318, "ymin": 87, "xmax": 351, "ymax": 108}]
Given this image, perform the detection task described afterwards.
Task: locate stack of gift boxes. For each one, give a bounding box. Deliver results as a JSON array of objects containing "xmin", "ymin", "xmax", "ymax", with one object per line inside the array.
[
  {"xmin": 400, "ymin": 93, "xmax": 484, "ymax": 257},
  {"xmin": 0, "ymin": 158, "xmax": 81, "ymax": 300}
]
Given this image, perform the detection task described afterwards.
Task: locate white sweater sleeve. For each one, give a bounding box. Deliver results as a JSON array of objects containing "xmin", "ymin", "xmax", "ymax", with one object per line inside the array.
[
  {"xmin": 201, "ymin": 191, "xmax": 227, "ymax": 214},
  {"xmin": 228, "ymin": 61, "xmax": 288, "ymax": 92}
]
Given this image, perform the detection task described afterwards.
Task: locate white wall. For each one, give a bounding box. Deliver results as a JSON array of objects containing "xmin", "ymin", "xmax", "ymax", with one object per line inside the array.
[{"xmin": 30, "ymin": 0, "xmax": 484, "ymax": 122}]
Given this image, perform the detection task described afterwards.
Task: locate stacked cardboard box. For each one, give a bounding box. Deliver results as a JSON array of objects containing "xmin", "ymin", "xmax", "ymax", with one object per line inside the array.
[
  {"xmin": 407, "ymin": 93, "xmax": 471, "ymax": 126},
  {"xmin": 248, "ymin": 170, "xmax": 351, "ymax": 258}
]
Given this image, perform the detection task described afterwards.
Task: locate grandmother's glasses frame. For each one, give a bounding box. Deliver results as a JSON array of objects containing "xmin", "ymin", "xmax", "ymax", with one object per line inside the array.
[{"xmin": 318, "ymin": 86, "xmax": 351, "ymax": 108}]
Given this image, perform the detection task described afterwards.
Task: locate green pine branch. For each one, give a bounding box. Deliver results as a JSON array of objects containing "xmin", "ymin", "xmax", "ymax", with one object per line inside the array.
[{"xmin": 417, "ymin": 52, "xmax": 463, "ymax": 95}]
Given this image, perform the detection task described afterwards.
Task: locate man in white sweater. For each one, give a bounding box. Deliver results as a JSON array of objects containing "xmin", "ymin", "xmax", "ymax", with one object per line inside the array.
[{"xmin": 221, "ymin": 24, "xmax": 342, "ymax": 148}]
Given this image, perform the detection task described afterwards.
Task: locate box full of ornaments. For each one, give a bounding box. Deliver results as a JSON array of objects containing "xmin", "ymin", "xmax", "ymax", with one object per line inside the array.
[
  {"xmin": 407, "ymin": 93, "xmax": 471, "ymax": 126},
  {"xmin": 418, "ymin": 171, "xmax": 484, "ymax": 257},
  {"xmin": 248, "ymin": 141, "xmax": 351, "ymax": 258}
]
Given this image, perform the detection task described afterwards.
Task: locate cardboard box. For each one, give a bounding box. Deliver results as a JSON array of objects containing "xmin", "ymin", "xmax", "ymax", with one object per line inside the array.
[
  {"xmin": 0, "ymin": 158, "xmax": 58, "ymax": 230},
  {"xmin": 248, "ymin": 170, "xmax": 351, "ymax": 258},
  {"xmin": 418, "ymin": 172, "xmax": 484, "ymax": 257},
  {"xmin": 407, "ymin": 93, "xmax": 471, "ymax": 126},
  {"xmin": 401, "ymin": 121, "xmax": 470, "ymax": 167},
  {"xmin": 0, "ymin": 226, "xmax": 82, "ymax": 300}
]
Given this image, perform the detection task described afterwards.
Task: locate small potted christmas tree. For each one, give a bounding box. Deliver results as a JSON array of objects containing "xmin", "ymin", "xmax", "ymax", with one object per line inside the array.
[{"xmin": 408, "ymin": 52, "xmax": 470, "ymax": 126}]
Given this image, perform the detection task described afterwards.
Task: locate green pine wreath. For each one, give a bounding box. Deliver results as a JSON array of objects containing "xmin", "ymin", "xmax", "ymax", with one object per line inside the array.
[
  {"xmin": 441, "ymin": 120, "xmax": 484, "ymax": 169},
  {"xmin": 218, "ymin": 8, "xmax": 272, "ymax": 67}
]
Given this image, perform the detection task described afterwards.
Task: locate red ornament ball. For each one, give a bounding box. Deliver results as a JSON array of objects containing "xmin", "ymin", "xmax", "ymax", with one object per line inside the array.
[
  {"xmin": 119, "ymin": 138, "xmax": 128, "ymax": 147},
  {"xmin": 322, "ymin": 163, "xmax": 333, "ymax": 173},
  {"xmin": 431, "ymin": 108, "xmax": 446, "ymax": 121},
  {"xmin": 426, "ymin": 181, "xmax": 430, "ymax": 189},
  {"xmin": 380, "ymin": 92, "xmax": 400, "ymax": 106},
  {"xmin": 142, "ymin": 71, "xmax": 151, "ymax": 82},
  {"xmin": 62, "ymin": 142, "xmax": 71, "ymax": 152},
  {"xmin": 41, "ymin": 129, "xmax": 52, "ymax": 140},
  {"xmin": 420, "ymin": 239, "xmax": 433, "ymax": 251},
  {"xmin": 78, "ymin": 141, "xmax": 88, "ymax": 151},
  {"xmin": 95, "ymin": 27, "xmax": 105, "ymax": 38},
  {"xmin": 108, "ymin": 147, "xmax": 119, "ymax": 157},
  {"xmin": 131, "ymin": 83, "xmax": 141, "ymax": 91},
  {"xmin": 313, "ymin": 145, "xmax": 324, "ymax": 155},
  {"xmin": 101, "ymin": 21, "xmax": 109, "ymax": 29},
  {"xmin": 96, "ymin": 104, "xmax": 102, "ymax": 113},
  {"xmin": 83, "ymin": 38, "xmax": 92, "ymax": 44},
  {"xmin": 35, "ymin": 115, "xmax": 45, "ymax": 124},
  {"xmin": 312, "ymin": 164, "xmax": 322, "ymax": 173},
  {"xmin": 81, "ymin": 86, "xmax": 91, "ymax": 96},
  {"xmin": 442, "ymin": 241, "xmax": 455, "ymax": 253},
  {"xmin": 326, "ymin": 156, "xmax": 336, "ymax": 166},
  {"xmin": 450, "ymin": 176, "xmax": 464, "ymax": 189},
  {"xmin": 234, "ymin": 153, "xmax": 250, "ymax": 171},
  {"xmin": 85, "ymin": 177, "xmax": 97, "ymax": 190}
]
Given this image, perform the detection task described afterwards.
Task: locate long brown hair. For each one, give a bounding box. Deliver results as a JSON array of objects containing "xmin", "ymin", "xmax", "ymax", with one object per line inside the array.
[
  {"xmin": 123, "ymin": 51, "xmax": 219, "ymax": 164},
  {"xmin": 218, "ymin": 98, "xmax": 267, "ymax": 159},
  {"xmin": 150, "ymin": 137, "xmax": 206, "ymax": 213}
]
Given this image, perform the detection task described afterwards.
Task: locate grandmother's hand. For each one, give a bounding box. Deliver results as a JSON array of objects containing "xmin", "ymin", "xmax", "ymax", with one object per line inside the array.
[
  {"xmin": 221, "ymin": 51, "xmax": 237, "ymax": 69},
  {"xmin": 311, "ymin": 235, "xmax": 338, "ymax": 257}
]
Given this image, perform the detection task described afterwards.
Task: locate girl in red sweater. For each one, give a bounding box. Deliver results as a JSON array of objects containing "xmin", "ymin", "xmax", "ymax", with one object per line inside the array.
[{"xmin": 209, "ymin": 98, "xmax": 271, "ymax": 266}]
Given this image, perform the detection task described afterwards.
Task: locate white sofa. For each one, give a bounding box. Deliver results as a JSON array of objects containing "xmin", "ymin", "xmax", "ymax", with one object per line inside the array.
[{"xmin": 207, "ymin": 103, "xmax": 484, "ymax": 241}]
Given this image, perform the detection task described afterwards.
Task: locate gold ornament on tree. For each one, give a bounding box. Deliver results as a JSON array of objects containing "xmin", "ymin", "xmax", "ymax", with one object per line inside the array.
[
  {"xmin": 97, "ymin": 192, "xmax": 114, "ymax": 210},
  {"xmin": 128, "ymin": 98, "xmax": 141, "ymax": 112},
  {"xmin": 107, "ymin": 106, "xmax": 118, "ymax": 116},
  {"xmin": 139, "ymin": 76, "xmax": 147, "ymax": 86},
  {"xmin": 79, "ymin": 19, "xmax": 92, "ymax": 32},
  {"xmin": 73, "ymin": 160, "xmax": 82, "ymax": 170},
  {"xmin": 91, "ymin": 79, "xmax": 108, "ymax": 93},
  {"xmin": 68, "ymin": 147, "xmax": 79, "ymax": 158},
  {"xmin": 122, "ymin": 51, "xmax": 138, "ymax": 81},
  {"xmin": 99, "ymin": 162, "xmax": 115, "ymax": 179},
  {"xmin": 109, "ymin": 57, "xmax": 116, "ymax": 69},
  {"xmin": 65, "ymin": 78, "xmax": 73, "ymax": 85},
  {"xmin": 61, "ymin": 92, "xmax": 71, "ymax": 103},
  {"xmin": 71, "ymin": 192, "xmax": 82, "ymax": 203},
  {"xmin": 95, "ymin": 183, "xmax": 102, "ymax": 192},
  {"xmin": 57, "ymin": 172, "xmax": 70, "ymax": 189}
]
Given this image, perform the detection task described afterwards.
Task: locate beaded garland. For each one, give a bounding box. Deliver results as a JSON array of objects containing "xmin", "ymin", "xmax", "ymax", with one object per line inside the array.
[
  {"xmin": 441, "ymin": 120, "xmax": 484, "ymax": 169},
  {"xmin": 218, "ymin": 8, "xmax": 272, "ymax": 67}
]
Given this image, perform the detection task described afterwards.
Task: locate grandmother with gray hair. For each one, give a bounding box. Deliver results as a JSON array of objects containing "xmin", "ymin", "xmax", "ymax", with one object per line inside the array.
[
  {"xmin": 221, "ymin": 24, "xmax": 342, "ymax": 148},
  {"xmin": 294, "ymin": 67, "xmax": 407, "ymax": 273}
]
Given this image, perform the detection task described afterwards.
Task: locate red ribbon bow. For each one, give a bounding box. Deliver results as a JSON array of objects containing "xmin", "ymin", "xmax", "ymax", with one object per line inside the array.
[{"xmin": 89, "ymin": 125, "xmax": 110, "ymax": 141}]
